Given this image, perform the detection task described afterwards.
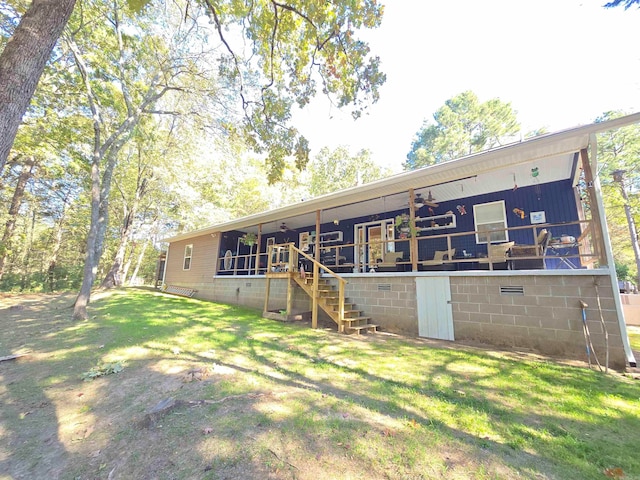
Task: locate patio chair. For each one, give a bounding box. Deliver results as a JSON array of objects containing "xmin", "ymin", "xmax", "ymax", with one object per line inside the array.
[
  {"xmin": 421, "ymin": 248, "xmax": 456, "ymax": 270},
  {"xmin": 478, "ymin": 242, "xmax": 514, "ymax": 270},
  {"xmin": 376, "ymin": 252, "xmax": 405, "ymax": 272},
  {"xmin": 509, "ymin": 229, "xmax": 550, "ymax": 269}
]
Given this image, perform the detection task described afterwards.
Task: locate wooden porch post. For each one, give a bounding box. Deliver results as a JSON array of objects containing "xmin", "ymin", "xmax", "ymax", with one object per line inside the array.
[
  {"xmin": 254, "ymin": 224, "xmax": 262, "ymax": 275},
  {"xmin": 409, "ymin": 188, "xmax": 418, "ymax": 272},
  {"xmin": 312, "ymin": 210, "xmax": 321, "ymax": 329},
  {"xmin": 263, "ymin": 277, "xmax": 271, "ymax": 315},
  {"xmin": 286, "ymin": 245, "xmax": 294, "ymax": 315},
  {"xmin": 263, "ymin": 244, "xmax": 272, "ymax": 315},
  {"xmin": 581, "ymin": 148, "xmax": 607, "ymax": 265}
]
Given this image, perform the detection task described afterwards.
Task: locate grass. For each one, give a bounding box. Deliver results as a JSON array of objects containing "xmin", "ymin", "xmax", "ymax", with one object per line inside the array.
[
  {"xmin": 1, "ymin": 288, "xmax": 639, "ymax": 480},
  {"xmin": 628, "ymin": 325, "xmax": 640, "ymax": 352}
]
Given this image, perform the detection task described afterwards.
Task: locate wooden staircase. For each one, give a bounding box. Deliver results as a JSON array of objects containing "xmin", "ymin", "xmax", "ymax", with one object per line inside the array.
[
  {"xmin": 265, "ymin": 243, "xmax": 377, "ymax": 334},
  {"xmin": 293, "ymin": 274, "xmax": 378, "ymax": 334}
]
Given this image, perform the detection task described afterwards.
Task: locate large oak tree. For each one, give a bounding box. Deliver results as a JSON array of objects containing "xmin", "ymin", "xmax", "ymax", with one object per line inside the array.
[{"xmin": 0, "ymin": 0, "xmax": 76, "ymax": 175}]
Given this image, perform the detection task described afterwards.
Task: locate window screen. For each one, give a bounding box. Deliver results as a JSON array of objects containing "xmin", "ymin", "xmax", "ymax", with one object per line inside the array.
[
  {"xmin": 183, "ymin": 244, "xmax": 193, "ymax": 270},
  {"xmin": 474, "ymin": 201, "xmax": 508, "ymax": 244}
]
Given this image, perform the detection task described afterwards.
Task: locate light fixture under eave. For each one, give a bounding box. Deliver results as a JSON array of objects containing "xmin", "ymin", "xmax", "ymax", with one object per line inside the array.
[
  {"xmin": 413, "ymin": 193, "xmax": 425, "ymax": 208},
  {"xmin": 279, "ymin": 223, "xmax": 288, "ymax": 232}
]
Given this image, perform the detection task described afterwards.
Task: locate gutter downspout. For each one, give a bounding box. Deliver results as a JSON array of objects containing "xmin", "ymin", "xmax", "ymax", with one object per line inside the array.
[{"xmin": 589, "ymin": 133, "xmax": 636, "ymax": 367}]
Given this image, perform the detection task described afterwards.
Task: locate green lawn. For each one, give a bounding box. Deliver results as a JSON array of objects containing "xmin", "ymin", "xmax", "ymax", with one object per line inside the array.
[
  {"xmin": 628, "ymin": 326, "xmax": 640, "ymax": 352},
  {"xmin": 1, "ymin": 288, "xmax": 638, "ymax": 480}
]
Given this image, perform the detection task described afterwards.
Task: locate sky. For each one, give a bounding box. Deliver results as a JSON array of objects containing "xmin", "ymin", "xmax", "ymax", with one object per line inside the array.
[{"xmin": 293, "ymin": 0, "xmax": 640, "ymax": 173}]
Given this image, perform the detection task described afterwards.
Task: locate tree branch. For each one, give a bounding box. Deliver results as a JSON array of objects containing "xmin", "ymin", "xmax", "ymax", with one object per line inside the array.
[
  {"xmin": 271, "ymin": 1, "xmax": 315, "ymax": 29},
  {"xmin": 112, "ymin": 0, "xmax": 135, "ymax": 117},
  {"xmin": 65, "ymin": 36, "xmax": 102, "ymax": 166},
  {"xmin": 203, "ymin": 0, "xmax": 248, "ymax": 112}
]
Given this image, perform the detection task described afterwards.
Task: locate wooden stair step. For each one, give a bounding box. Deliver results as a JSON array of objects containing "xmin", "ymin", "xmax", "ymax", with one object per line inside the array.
[
  {"xmin": 342, "ymin": 316, "xmax": 370, "ymax": 324},
  {"xmin": 346, "ymin": 324, "xmax": 379, "ymax": 334},
  {"xmin": 325, "ymin": 299, "xmax": 352, "ymax": 305},
  {"xmin": 319, "ymin": 291, "xmax": 337, "ymax": 298}
]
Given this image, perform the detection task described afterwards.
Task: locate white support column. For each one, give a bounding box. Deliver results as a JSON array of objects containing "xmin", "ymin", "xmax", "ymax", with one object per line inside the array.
[{"xmin": 589, "ymin": 133, "xmax": 636, "ymax": 367}]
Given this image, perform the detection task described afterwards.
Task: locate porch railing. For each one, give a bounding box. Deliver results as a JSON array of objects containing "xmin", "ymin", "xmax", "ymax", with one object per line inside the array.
[
  {"xmin": 264, "ymin": 243, "xmax": 347, "ymax": 329},
  {"xmin": 217, "ymin": 219, "xmax": 601, "ymax": 274}
]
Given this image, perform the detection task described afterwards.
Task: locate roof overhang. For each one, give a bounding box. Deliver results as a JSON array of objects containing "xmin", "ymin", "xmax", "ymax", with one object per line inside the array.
[{"xmin": 164, "ymin": 112, "xmax": 640, "ymax": 243}]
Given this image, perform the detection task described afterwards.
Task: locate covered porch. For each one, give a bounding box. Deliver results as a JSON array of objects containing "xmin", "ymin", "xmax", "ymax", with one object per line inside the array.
[{"xmin": 213, "ymin": 143, "xmax": 604, "ymax": 278}]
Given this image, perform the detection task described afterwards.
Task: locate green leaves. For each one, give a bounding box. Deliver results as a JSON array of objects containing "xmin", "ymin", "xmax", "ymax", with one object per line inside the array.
[
  {"xmin": 404, "ymin": 91, "xmax": 520, "ymax": 170},
  {"xmin": 307, "ymin": 146, "xmax": 389, "ymax": 197},
  {"xmin": 81, "ymin": 361, "xmax": 125, "ymax": 381},
  {"xmin": 202, "ymin": 0, "xmax": 386, "ymax": 181},
  {"xmin": 596, "ymin": 110, "xmax": 640, "ymax": 283}
]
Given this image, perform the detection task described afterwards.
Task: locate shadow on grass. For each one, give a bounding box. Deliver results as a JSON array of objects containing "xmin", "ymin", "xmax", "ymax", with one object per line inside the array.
[{"xmin": 1, "ymin": 288, "xmax": 639, "ymax": 479}]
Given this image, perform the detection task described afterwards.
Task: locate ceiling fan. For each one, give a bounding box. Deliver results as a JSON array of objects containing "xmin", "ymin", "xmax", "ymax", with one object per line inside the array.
[
  {"xmin": 279, "ymin": 222, "xmax": 296, "ymax": 233},
  {"xmin": 412, "ymin": 191, "xmax": 439, "ymax": 208}
]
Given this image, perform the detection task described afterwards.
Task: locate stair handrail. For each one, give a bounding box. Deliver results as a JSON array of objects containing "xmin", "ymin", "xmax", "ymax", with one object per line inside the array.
[{"xmin": 289, "ymin": 244, "xmax": 348, "ymax": 327}]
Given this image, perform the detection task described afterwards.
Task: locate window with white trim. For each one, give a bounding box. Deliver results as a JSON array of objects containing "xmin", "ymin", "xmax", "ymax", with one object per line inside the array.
[
  {"xmin": 183, "ymin": 244, "xmax": 193, "ymax": 270},
  {"xmin": 474, "ymin": 201, "xmax": 508, "ymax": 244}
]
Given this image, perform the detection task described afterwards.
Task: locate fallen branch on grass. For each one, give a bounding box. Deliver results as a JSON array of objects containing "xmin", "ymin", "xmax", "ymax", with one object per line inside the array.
[
  {"xmin": 0, "ymin": 353, "xmax": 29, "ymax": 362},
  {"xmin": 185, "ymin": 392, "xmax": 267, "ymax": 406},
  {"xmin": 266, "ymin": 446, "xmax": 299, "ymax": 471},
  {"xmin": 140, "ymin": 393, "xmax": 269, "ymax": 428},
  {"xmin": 247, "ymin": 435, "xmax": 299, "ymax": 471}
]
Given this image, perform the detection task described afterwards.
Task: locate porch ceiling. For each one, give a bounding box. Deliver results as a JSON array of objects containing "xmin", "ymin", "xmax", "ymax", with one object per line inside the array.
[
  {"xmin": 164, "ymin": 112, "xmax": 640, "ymax": 242},
  {"xmin": 250, "ymin": 150, "xmax": 577, "ymax": 235}
]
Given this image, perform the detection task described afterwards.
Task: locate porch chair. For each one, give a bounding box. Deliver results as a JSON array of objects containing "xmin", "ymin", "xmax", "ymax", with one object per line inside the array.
[
  {"xmin": 479, "ymin": 242, "xmax": 514, "ymax": 270},
  {"xmin": 376, "ymin": 252, "xmax": 405, "ymax": 272},
  {"xmin": 508, "ymin": 229, "xmax": 550, "ymax": 270},
  {"xmin": 421, "ymin": 248, "xmax": 456, "ymax": 270}
]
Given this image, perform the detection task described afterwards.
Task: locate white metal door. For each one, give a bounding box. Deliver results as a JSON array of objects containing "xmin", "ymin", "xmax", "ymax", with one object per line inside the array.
[{"xmin": 416, "ymin": 277, "xmax": 454, "ymax": 341}]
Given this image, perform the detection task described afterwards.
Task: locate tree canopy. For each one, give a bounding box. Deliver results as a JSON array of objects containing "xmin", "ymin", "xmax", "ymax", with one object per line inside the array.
[
  {"xmin": 404, "ymin": 91, "xmax": 520, "ymax": 170},
  {"xmin": 596, "ymin": 111, "xmax": 640, "ymax": 285},
  {"xmin": 307, "ymin": 146, "xmax": 390, "ymax": 197},
  {"xmin": 0, "ymin": 0, "xmax": 388, "ymax": 317}
]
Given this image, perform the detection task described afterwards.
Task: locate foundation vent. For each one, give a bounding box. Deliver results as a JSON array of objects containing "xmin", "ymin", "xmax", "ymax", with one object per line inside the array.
[
  {"xmin": 245, "ymin": 282, "xmax": 252, "ymax": 287},
  {"xmin": 500, "ymin": 285, "xmax": 524, "ymax": 295},
  {"xmin": 377, "ymin": 284, "xmax": 392, "ymax": 291}
]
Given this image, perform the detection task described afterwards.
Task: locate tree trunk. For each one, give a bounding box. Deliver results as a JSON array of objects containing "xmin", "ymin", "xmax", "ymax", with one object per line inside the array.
[
  {"xmin": 100, "ymin": 209, "xmax": 131, "ymax": 289},
  {"xmin": 101, "ymin": 168, "xmax": 149, "ymax": 288},
  {"xmin": 129, "ymin": 241, "xmax": 147, "ymax": 285},
  {"xmin": 0, "ymin": 159, "xmax": 35, "ymax": 280},
  {"xmin": 72, "ymin": 160, "xmax": 101, "ymax": 320},
  {"xmin": 46, "ymin": 192, "xmax": 70, "ymax": 291},
  {"xmin": 0, "ymin": 0, "xmax": 76, "ymax": 173},
  {"xmin": 620, "ymin": 188, "xmax": 640, "ymax": 288},
  {"xmin": 19, "ymin": 208, "xmax": 37, "ymax": 291},
  {"xmin": 613, "ymin": 171, "xmax": 640, "ymax": 288},
  {"xmin": 121, "ymin": 245, "xmax": 134, "ymax": 285}
]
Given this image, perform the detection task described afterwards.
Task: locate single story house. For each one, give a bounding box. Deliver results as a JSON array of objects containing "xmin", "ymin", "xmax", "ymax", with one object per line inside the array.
[{"xmin": 162, "ymin": 113, "xmax": 640, "ymax": 369}]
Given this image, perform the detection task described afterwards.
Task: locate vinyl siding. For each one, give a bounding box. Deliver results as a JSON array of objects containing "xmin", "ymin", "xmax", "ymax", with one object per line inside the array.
[{"xmin": 165, "ymin": 234, "xmax": 219, "ymax": 285}]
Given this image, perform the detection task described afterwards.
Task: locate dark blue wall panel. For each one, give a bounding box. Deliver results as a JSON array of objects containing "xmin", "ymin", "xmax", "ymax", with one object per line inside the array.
[{"xmin": 219, "ymin": 179, "xmax": 581, "ymax": 268}]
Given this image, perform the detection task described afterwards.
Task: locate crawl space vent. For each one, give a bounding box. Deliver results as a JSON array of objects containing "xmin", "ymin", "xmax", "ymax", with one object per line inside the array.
[
  {"xmin": 377, "ymin": 284, "xmax": 392, "ymax": 291},
  {"xmin": 245, "ymin": 282, "xmax": 252, "ymax": 287},
  {"xmin": 500, "ymin": 285, "xmax": 525, "ymax": 295}
]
